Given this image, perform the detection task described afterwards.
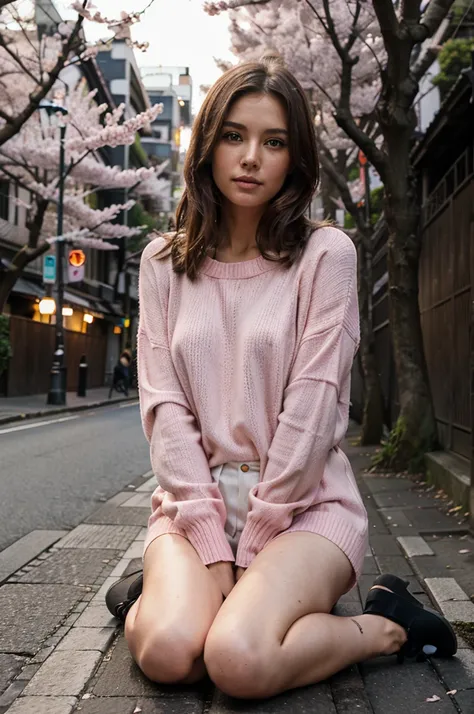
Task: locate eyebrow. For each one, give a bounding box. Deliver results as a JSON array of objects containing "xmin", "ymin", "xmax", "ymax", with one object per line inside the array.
[{"xmin": 223, "ymin": 120, "xmax": 288, "ymax": 135}]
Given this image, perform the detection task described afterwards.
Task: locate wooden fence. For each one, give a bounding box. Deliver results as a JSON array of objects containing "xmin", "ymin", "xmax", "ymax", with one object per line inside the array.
[
  {"xmin": 351, "ymin": 149, "xmax": 473, "ymax": 462},
  {"xmin": 4, "ymin": 315, "xmax": 107, "ymax": 397}
]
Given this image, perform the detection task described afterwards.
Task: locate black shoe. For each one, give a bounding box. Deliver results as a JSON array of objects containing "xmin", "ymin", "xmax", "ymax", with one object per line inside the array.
[
  {"xmin": 363, "ymin": 574, "xmax": 457, "ymax": 662},
  {"xmin": 105, "ymin": 570, "xmax": 143, "ymax": 623}
]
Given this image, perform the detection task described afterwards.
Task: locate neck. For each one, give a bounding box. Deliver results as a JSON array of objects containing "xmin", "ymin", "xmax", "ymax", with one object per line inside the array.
[{"xmin": 217, "ymin": 202, "xmax": 264, "ymax": 260}]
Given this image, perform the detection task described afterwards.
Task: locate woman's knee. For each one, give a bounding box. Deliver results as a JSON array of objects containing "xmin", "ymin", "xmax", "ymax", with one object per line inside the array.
[
  {"xmin": 204, "ymin": 623, "xmax": 276, "ymax": 699},
  {"xmin": 126, "ymin": 615, "xmax": 204, "ymax": 684}
]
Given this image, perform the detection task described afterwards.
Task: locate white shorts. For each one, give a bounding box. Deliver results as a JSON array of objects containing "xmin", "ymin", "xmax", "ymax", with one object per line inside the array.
[{"xmin": 210, "ymin": 461, "xmax": 260, "ymax": 556}]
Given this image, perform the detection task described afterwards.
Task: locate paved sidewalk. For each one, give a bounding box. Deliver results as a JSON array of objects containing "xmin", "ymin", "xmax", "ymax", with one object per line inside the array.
[
  {"xmin": 0, "ymin": 424, "xmax": 473, "ymax": 713},
  {"xmin": 0, "ymin": 387, "xmax": 139, "ymax": 426}
]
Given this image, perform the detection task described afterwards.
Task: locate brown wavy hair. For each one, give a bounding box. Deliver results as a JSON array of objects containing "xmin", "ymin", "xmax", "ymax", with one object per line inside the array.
[{"xmin": 157, "ymin": 55, "xmax": 321, "ymax": 279}]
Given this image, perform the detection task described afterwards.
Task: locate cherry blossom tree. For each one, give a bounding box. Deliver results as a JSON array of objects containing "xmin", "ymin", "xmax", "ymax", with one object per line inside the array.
[
  {"xmin": 0, "ymin": 77, "xmax": 165, "ymax": 309},
  {"xmin": 206, "ymin": 0, "xmax": 456, "ymax": 469},
  {"xmin": 0, "ymin": 0, "xmax": 156, "ymax": 147}
]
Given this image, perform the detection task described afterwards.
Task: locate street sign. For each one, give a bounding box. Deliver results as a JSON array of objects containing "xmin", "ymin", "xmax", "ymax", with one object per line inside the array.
[
  {"xmin": 43, "ymin": 255, "xmax": 56, "ymax": 284},
  {"xmin": 68, "ymin": 263, "xmax": 85, "ymax": 283}
]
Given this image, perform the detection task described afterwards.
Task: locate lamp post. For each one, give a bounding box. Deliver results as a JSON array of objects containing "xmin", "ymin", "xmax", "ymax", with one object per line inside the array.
[{"xmin": 39, "ymin": 100, "xmax": 69, "ymax": 405}]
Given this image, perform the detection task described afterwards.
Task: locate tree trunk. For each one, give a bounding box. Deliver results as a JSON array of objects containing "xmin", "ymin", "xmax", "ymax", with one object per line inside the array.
[
  {"xmin": 319, "ymin": 169, "xmax": 338, "ymax": 221},
  {"xmin": 381, "ymin": 129, "xmax": 438, "ymax": 470},
  {"xmin": 358, "ymin": 233, "xmax": 384, "ymax": 445}
]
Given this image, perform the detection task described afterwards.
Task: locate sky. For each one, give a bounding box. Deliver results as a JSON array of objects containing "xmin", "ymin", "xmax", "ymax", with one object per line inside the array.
[{"xmin": 55, "ymin": 0, "xmax": 236, "ymax": 112}]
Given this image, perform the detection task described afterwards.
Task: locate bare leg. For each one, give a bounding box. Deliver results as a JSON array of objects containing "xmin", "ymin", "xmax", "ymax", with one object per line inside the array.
[
  {"xmin": 204, "ymin": 533, "xmax": 407, "ymax": 699},
  {"xmin": 125, "ymin": 534, "xmax": 223, "ymax": 684}
]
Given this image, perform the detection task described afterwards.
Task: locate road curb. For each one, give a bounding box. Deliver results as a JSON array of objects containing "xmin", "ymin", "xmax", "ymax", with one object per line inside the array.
[{"xmin": 0, "ymin": 394, "xmax": 138, "ymax": 427}]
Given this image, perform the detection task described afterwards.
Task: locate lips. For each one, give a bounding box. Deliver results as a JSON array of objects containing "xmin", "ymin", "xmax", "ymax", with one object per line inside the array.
[{"xmin": 233, "ymin": 176, "xmax": 262, "ymax": 185}]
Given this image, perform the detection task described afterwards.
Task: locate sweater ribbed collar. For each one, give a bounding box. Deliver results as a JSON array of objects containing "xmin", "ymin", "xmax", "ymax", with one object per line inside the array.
[{"xmin": 200, "ymin": 253, "xmax": 282, "ymax": 279}]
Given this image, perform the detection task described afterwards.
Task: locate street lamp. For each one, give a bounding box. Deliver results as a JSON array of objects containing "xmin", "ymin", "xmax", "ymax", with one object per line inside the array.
[{"xmin": 39, "ymin": 100, "xmax": 69, "ymax": 405}]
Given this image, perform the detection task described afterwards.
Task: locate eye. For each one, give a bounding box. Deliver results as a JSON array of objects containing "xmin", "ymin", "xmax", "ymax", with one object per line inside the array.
[
  {"xmin": 266, "ymin": 138, "xmax": 286, "ymax": 148},
  {"xmin": 222, "ymin": 131, "xmax": 241, "ymax": 142}
]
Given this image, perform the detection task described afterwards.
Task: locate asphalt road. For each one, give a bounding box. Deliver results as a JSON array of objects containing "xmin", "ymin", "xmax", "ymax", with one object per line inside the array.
[{"xmin": 0, "ymin": 401, "xmax": 151, "ymax": 551}]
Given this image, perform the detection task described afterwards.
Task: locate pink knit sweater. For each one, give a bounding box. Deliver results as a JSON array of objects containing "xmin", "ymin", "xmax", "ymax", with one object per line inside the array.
[{"xmin": 138, "ymin": 226, "xmax": 368, "ymax": 573}]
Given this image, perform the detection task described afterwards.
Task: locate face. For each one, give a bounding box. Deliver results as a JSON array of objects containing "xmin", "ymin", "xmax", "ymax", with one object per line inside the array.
[{"xmin": 212, "ymin": 93, "xmax": 291, "ymax": 213}]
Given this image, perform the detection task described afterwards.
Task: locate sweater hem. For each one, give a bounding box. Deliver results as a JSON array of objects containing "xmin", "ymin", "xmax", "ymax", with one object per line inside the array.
[{"xmin": 143, "ymin": 514, "xmax": 235, "ymax": 565}]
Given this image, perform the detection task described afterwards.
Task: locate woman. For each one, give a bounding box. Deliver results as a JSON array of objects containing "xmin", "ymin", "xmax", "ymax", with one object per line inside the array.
[{"xmin": 106, "ymin": 56, "xmax": 456, "ymax": 699}]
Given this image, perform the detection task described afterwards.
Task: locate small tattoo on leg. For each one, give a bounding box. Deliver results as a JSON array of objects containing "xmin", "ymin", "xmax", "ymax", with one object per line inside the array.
[{"xmin": 351, "ymin": 618, "xmax": 364, "ymax": 635}]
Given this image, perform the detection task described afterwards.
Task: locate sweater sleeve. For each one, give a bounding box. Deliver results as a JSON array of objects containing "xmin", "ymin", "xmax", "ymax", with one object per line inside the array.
[
  {"xmin": 138, "ymin": 242, "xmax": 234, "ymax": 565},
  {"xmin": 236, "ymin": 233, "xmax": 360, "ymax": 568}
]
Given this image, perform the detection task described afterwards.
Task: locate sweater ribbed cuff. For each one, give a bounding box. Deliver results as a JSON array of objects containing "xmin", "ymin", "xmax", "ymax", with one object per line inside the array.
[
  {"xmin": 186, "ymin": 516, "xmax": 235, "ymax": 565},
  {"xmin": 143, "ymin": 513, "xmax": 235, "ymax": 565},
  {"xmin": 235, "ymin": 518, "xmax": 278, "ymax": 569}
]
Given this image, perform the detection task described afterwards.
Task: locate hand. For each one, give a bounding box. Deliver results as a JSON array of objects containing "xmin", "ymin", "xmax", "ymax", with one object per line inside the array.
[
  {"xmin": 235, "ymin": 566, "xmax": 246, "ymax": 583},
  {"xmin": 207, "ymin": 561, "xmax": 235, "ymax": 598}
]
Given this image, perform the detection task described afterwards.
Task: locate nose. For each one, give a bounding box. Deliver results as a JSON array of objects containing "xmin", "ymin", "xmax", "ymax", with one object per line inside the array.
[{"xmin": 240, "ymin": 142, "xmax": 260, "ymax": 170}]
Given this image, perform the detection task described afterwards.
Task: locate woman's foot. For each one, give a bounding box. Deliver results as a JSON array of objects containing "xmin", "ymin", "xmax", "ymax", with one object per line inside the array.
[{"xmin": 363, "ymin": 574, "xmax": 457, "ymax": 660}]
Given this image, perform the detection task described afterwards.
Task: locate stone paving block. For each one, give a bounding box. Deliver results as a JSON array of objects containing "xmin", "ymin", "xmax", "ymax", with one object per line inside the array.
[
  {"xmin": 369, "ymin": 535, "xmax": 404, "ymax": 556},
  {"xmin": 374, "ymin": 555, "xmax": 413, "ymax": 577},
  {"xmin": 16, "ymin": 664, "xmax": 41, "ymax": 681},
  {"xmin": 93, "ymin": 637, "xmax": 203, "ymax": 699},
  {"xmin": 360, "ymin": 658, "xmax": 458, "ymax": 713},
  {"xmin": 407, "ymin": 508, "xmax": 467, "ymax": 534},
  {"xmin": 0, "ymin": 530, "xmax": 66, "ymax": 583},
  {"xmin": 418, "ymin": 537, "xmax": 474, "ymax": 597},
  {"xmin": 431, "ymin": 648, "xmax": 474, "ymax": 692},
  {"xmin": 17, "ymin": 548, "xmax": 121, "ymax": 585},
  {"xmin": 6, "ymin": 696, "xmax": 77, "ymax": 714},
  {"xmin": 424, "ymin": 578, "xmax": 470, "ymax": 603},
  {"xmin": 361, "ymin": 555, "xmax": 379, "ymax": 576},
  {"xmin": 365, "ymin": 508, "xmax": 390, "ymax": 534},
  {"xmin": 74, "ymin": 605, "xmax": 116, "ymax": 629},
  {"xmin": 110, "ymin": 558, "xmax": 132, "ymax": 578},
  {"xmin": 0, "ymin": 680, "xmax": 27, "ymax": 709},
  {"xmin": 91, "ymin": 577, "xmax": 119, "ymax": 602},
  {"xmin": 439, "ymin": 601, "xmax": 474, "ymax": 622},
  {"xmin": 136, "ymin": 476, "xmax": 157, "ymax": 492},
  {"xmin": 57, "ymin": 626, "xmax": 114, "ymax": 652},
  {"xmin": 330, "ymin": 665, "xmax": 372, "ymax": 714},
  {"xmin": 136, "ymin": 528, "xmax": 147, "ymax": 541},
  {"xmin": 84, "ymin": 506, "xmax": 150, "ymax": 527},
  {"xmin": 106, "ymin": 492, "xmax": 136, "ymax": 506},
  {"xmin": 372, "ymin": 491, "xmax": 437, "ymax": 509},
  {"xmin": 23, "ymin": 650, "xmax": 102, "ymax": 696},
  {"xmin": 397, "ymin": 536, "xmax": 435, "ymax": 558},
  {"xmin": 122, "ymin": 541, "xmax": 144, "ymax": 560},
  {"xmin": 453, "ymin": 690, "xmax": 474, "ymax": 712},
  {"xmin": 75, "ymin": 697, "xmax": 206, "ymax": 714},
  {"xmin": 379, "ymin": 509, "xmax": 414, "ymax": 529},
  {"xmin": 332, "ymin": 601, "xmax": 362, "ymax": 617},
  {"xmin": 364, "ymin": 477, "xmax": 415, "ymax": 494},
  {"xmin": 209, "ymin": 683, "xmax": 336, "ymax": 713},
  {"xmin": 56, "ymin": 525, "xmax": 141, "ymax": 550},
  {"xmin": 0, "ymin": 654, "xmax": 26, "ymax": 695},
  {"xmin": 121, "ymin": 493, "xmax": 152, "ymax": 508},
  {"xmin": 0, "ymin": 584, "xmax": 82, "ymax": 654}
]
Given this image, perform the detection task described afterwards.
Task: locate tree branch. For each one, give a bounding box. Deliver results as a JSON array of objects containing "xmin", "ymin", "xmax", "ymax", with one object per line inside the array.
[
  {"xmin": 0, "ymin": 1, "xmax": 87, "ymax": 147},
  {"xmin": 372, "ymin": 0, "xmax": 400, "ymax": 56}
]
